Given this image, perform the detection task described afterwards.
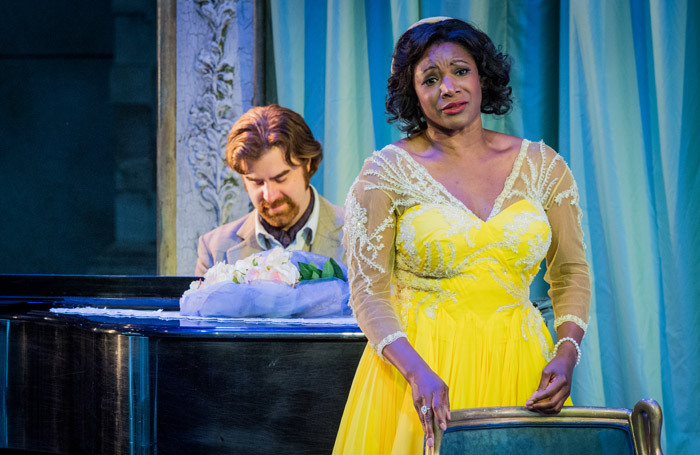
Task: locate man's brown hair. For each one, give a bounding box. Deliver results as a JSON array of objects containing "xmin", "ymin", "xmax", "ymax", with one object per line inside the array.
[{"xmin": 226, "ymin": 104, "xmax": 323, "ymax": 177}]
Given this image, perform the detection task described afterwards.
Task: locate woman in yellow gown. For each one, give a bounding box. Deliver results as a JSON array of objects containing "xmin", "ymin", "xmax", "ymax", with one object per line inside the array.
[{"xmin": 333, "ymin": 18, "xmax": 590, "ymax": 454}]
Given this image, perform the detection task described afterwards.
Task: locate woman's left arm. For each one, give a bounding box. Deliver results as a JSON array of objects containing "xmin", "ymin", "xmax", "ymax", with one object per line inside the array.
[{"xmin": 527, "ymin": 146, "xmax": 591, "ymax": 413}]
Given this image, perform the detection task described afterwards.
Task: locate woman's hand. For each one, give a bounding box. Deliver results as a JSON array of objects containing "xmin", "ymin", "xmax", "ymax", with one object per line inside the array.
[
  {"xmin": 382, "ymin": 337, "xmax": 451, "ymax": 449},
  {"xmin": 525, "ymin": 341, "xmax": 577, "ymax": 413},
  {"xmin": 407, "ymin": 365, "xmax": 451, "ymax": 449}
]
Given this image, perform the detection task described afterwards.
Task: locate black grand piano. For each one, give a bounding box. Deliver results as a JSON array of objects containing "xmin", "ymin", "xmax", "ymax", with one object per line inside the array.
[{"xmin": 0, "ymin": 275, "xmax": 366, "ymax": 454}]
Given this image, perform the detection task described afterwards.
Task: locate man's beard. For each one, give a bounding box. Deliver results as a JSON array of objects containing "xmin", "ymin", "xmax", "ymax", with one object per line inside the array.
[{"xmin": 258, "ymin": 194, "xmax": 300, "ymax": 229}]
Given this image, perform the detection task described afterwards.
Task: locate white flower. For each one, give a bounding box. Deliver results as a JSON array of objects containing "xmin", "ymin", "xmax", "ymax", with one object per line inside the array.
[
  {"xmin": 183, "ymin": 248, "xmax": 300, "ymax": 299},
  {"xmin": 181, "ymin": 278, "xmax": 203, "ymax": 298},
  {"xmin": 246, "ymin": 261, "xmax": 300, "ymax": 286},
  {"xmin": 264, "ymin": 246, "xmax": 289, "ymax": 267},
  {"xmin": 183, "ymin": 261, "xmax": 237, "ymax": 296},
  {"xmin": 232, "ymin": 247, "xmax": 300, "ymax": 286},
  {"xmin": 203, "ymin": 261, "xmax": 237, "ymax": 284}
]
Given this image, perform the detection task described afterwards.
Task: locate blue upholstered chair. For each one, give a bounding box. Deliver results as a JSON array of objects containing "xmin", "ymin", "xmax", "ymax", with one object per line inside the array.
[{"xmin": 432, "ymin": 399, "xmax": 663, "ymax": 455}]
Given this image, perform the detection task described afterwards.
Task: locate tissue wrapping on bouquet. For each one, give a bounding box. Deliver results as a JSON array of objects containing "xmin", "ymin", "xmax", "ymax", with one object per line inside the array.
[
  {"xmin": 179, "ymin": 277, "xmax": 350, "ymax": 318},
  {"xmin": 179, "ymin": 250, "xmax": 350, "ymax": 318}
]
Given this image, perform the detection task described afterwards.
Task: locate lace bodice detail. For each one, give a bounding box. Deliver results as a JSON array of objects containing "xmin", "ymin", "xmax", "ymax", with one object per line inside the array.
[{"xmin": 343, "ymin": 140, "xmax": 591, "ymax": 357}]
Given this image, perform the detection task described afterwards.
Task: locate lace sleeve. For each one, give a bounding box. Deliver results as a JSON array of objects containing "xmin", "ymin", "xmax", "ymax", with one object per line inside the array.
[
  {"xmin": 344, "ymin": 159, "xmax": 407, "ymax": 358},
  {"xmin": 541, "ymin": 148, "xmax": 591, "ymax": 333}
]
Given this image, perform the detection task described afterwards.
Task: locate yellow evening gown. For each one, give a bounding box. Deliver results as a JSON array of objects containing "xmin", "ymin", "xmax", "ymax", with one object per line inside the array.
[{"xmin": 333, "ymin": 140, "xmax": 590, "ymax": 454}]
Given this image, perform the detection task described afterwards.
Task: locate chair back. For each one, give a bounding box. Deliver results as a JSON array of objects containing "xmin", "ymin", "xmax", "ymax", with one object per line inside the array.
[{"xmin": 432, "ymin": 399, "xmax": 663, "ymax": 455}]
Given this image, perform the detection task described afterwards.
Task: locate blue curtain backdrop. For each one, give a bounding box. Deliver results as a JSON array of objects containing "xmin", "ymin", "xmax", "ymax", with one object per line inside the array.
[{"xmin": 269, "ymin": 0, "xmax": 700, "ymax": 453}]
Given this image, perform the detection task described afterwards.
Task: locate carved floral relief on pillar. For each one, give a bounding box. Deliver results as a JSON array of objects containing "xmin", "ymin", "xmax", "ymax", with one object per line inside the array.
[{"xmin": 176, "ymin": 0, "xmax": 254, "ymax": 274}]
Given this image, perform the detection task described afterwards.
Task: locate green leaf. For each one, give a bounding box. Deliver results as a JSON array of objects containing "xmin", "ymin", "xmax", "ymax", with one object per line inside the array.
[
  {"xmin": 328, "ymin": 257, "xmax": 344, "ymax": 279},
  {"xmin": 297, "ymin": 263, "xmax": 307, "ymax": 280},
  {"xmin": 299, "ymin": 259, "xmax": 344, "ymax": 281},
  {"xmin": 298, "ymin": 262, "xmax": 312, "ymax": 280},
  {"xmin": 298, "ymin": 261, "xmax": 323, "ymax": 281},
  {"xmin": 322, "ymin": 259, "xmax": 334, "ymax": 278}
]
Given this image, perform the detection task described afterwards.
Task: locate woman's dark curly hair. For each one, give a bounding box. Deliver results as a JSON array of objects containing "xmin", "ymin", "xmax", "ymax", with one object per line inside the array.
[{"xmin": 386, "ymin": 19, "xmax": 513, "ymax": 135}]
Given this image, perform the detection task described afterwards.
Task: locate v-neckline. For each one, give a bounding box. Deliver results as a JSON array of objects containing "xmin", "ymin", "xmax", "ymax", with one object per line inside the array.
[{"xmin": 388, "ymin": 139, "xmax": 530, "ymax": 223}]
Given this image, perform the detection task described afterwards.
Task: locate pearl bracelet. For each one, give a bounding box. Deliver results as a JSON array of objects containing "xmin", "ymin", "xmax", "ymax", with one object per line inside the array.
[{"xmin": 552, "ymin": 337, "xmax": 581, "ymax": 366}]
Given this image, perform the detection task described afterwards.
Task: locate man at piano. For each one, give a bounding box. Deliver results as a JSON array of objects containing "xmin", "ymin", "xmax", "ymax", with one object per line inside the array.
[{"xmin": 195, "ymin": 104, "xmax": 345, "ymax": 276}]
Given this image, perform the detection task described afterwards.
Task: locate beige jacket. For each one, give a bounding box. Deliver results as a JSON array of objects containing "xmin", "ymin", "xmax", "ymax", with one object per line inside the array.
[{"xmin": 195, "ymin": 195, "xmax": 345, "ymax": 276}]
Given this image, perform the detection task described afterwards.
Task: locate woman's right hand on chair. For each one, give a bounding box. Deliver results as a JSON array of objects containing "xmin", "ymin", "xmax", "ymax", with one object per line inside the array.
[
  {"xmin": 408, "ymin": 365, "xmax": 451, "ymax": 448},
  {"xmin": 382, "ymin": 337, "xmax": 451, "ymax": 448}
]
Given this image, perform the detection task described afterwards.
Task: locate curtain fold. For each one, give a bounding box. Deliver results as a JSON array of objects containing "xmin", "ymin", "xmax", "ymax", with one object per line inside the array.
[{"xmin": 267, "ymin": 1, "xmax": 700, "ymax": 452}]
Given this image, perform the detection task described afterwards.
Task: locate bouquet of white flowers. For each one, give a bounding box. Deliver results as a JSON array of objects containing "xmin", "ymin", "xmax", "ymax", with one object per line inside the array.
[{"xmin": 180, "ymin": 248, "xmax": 349, "ymax": 318}]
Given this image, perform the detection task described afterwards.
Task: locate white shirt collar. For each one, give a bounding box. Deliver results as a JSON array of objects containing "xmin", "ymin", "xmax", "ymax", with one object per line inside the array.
[{"xmin": 254, "ymin": 185, "xmax": 320, "ymax": 251}]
